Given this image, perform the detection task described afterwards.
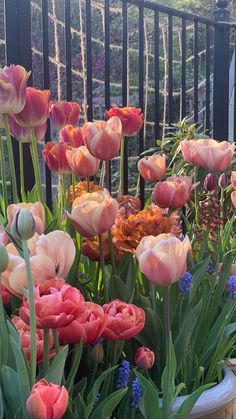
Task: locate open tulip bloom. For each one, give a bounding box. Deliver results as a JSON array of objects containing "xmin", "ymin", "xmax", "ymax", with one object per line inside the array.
[{"xmin": 1, "ymin": 64, "xmax": 236, "ymax": 419}]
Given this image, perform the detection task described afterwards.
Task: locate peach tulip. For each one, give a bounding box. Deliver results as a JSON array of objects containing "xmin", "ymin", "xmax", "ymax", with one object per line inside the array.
[
  {"xmin": 43, "ymin": 141, "xmax": 72, "ymax": 174},
  {"xmin": 59, "ymin": 124, "xmax": 83, "ymax": 147},
  {"xmin": 231, "ymin": 191, "xmax": 236, "ymax": 209},
  {"xmin": 153, "ymin": 176, "xmax": 195, "ymax": 208},
  {"xmin": 0, "ymin": 65, "xmax": 30, "ymax": 114},
  {"xmin": 82, "ymin": 116, "xmax": 122, "ymax": 160},
  {"xmin": 7, "ymin": 202, "xmax": 45, "ymax": 235},
  {"xmin": 136, "ymin": 233, "xmax": 190, "ymax": 286},
  {"xmin": 105, "ymin": 106, "xmax": 144, "ymax": 137},
  {"xmin": 231, "ymin": 172, "xmax": 236, "ymax": 190},
  {"xmin": 8, "ymin": 114, "xmax": 47, "ymax": 143},
  {"xmin": 14, "ymin": 87, "xmax": 50, "ymax": 127},
  {"xmin": 49, "ymin": 101, "xmax": 81, "ymax": 130},
  {"xmin": 66, "ymin": 189, "xmax": 119, "ymax": 237},
  {"xmin": 138, "ymin": 154, "xmax": 166, "ymax": 181},
  {"xmin": 66, "ymin": 146, "xmax": 100, "ymax": 178},
  {"xmin": 181, "ymin": 139, "xmax": 235, "ymax": 171}
]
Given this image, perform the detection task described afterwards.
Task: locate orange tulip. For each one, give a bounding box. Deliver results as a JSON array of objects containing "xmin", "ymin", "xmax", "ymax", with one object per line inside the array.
[
  {"xmin": 0, "ymin": 65, "xmax": 30, "ymax": 114},
  {"xmin": 14, "ymin": 87, "xmax": 50, "ymax": 127},
  {"xmin": 7, "ymin": 202, "xmax": 45, "ymax": 235},
  {"xmin": 153, "ymin": 176, "xmax": 195, "ymax": 209},
  {"xmin": 138, "ymin": 154, "xmax": 166, "ymax": 181},
  {"xmin": 66, "ymin": 146, "xmax": 100, "ymax": 178},
  {"xmin": 49, "ymin": 101, "xmax": 80, "ymax": 130},
  {"xmin": 105, "ymin": 106, "xmax": 144, "ymax": 137},
  {"xmin": 59, "ymin": 124, "xmax": 83, "ymax": 147},
  {"xmin": 43, "ymin": 141, "xmax": 72, "ymax": 174}
]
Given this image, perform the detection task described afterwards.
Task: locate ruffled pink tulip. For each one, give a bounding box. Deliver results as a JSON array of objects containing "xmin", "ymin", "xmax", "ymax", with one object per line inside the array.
[
  {"xmin": 231, "ymin": 191, "xmax": 236, "ymax": 209},
  {"xmin": 7, "ymin": 202, "xmax": 45, "ymax": 235},
  {"xmin": 66, "ymin": 146, "xmax": 100, "ymax": 178},
  {"xmin": 59, "ymin": 124, "xmax": 83, "ymax": 147},
  {"xmin": 0, "ymin": 65, "xmax": 30, "ymax": 114},
  {"xmin": 82, "ymin": 116, "xmax": 122, "ymax": 160},
  {"xmin": 102, "ymin": 299, "xmax": 145, "ymax": 340},
  {"xmin": 58, "ymin": 302, "xmax": 107, "ymax": 345},
  {"xmin": 49, "ymin": 101, "xmax": 81, "ymax": 130},
  {"xmin": 153, "ymin": 176, "xmax": 195, "ymax": 209},
  {"xmin": 26, "ymin": 379, "xmax": 68, "ymax": 419},
  {"xmin": 105, "ymin": 106, "xmax": 144, "ymax": 137},
  {"xmin": 43, "ymin": 141, "xmax": 72, "ymax": 174},
  {"xmin": 136, "ymin": 233, "xmax": 190, "ymax": 286},
  {"xmin": 181, "ymin": 139, "xmax": 235, "ymax": 171},
  {"xmin": 8, "ymin": 114, "xmax": 47, "ymax": 143},
  {"xmin": 14, "ymin": 87, "xmax": 50, "ymax": 127},
  {"xmin": 138, "ymin": 155, "xmax": 166, "ymax": 181},
  {"xmin": 66, "ymin": 189, "xmax": 119, "ymax": 237},
  {"xmin": 231, "ymin": 172, "xmax": 236, "ymax": 190},
  {"xmin": 135, "ymin": 347, "xmax": 155, "ymax": 369}
]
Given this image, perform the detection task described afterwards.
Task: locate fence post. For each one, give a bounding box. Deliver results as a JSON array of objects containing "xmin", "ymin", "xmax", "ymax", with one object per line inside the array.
[{"xmin": 213, "ymin": 0, "xmax": 230, "ymax": 140}]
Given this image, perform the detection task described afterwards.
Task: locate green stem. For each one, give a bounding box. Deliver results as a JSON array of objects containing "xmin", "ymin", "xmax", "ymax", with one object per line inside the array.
[
  {"xmin": 150, "ymin": 284, "xmax": 156, "ymax": 312},
  {"xmin": 108, "ymin": 229, "xmax": 116, "ymax": 275},
  {"xmin": 3, "ymin": 114, "xmax": 18, "ymax": 203},
  {"xmin": 220, "ymin": 188, "xmax": 224, "ymax": 237},
  {"xmin": 22, "ymin": 240, "xmax": 36, "ymax": 387},
  {"xmin": 30, "ymin": 128, "xmax": 43, "ymax": 202},
  {"xmin": 43, "ymin": 328, "xmax": 50, "ymax": 375},
  {"xmin": 19, "ymin": 142, "xmax": 26, "ymax": 201},
  {"xmin": 0, "ymin": 131, "xmax": 8, "ymax": 209},
  {"xmin": 86, "ymin": 177, "xmax": 90, "ymax": 192},
  {"xmin": 53, "ymin": 329, "xmax": 60, "ymax": 354},
  {"xmin": 62, "ymin": 174, "xmax": 67, "ymax": 210},
  {"xmin": 0, "ymin": 274, "xmax": 8, "ymax": 367},
  {"xmin": 94, "ymin": 262, "xmax": 100, "ymax": 302},
  {"xmin": 163, "ymin": 286, "xmax": 170, "ymax": 357},
  {"xmin": 194, "ymin": 166, "xmax": 198, "ymax": 225},
  {"xmin": 98, "ymin": 234, "xmax": 109, "ymax": 302},
  {"xmin": 119, "ymin": 135, "xmax": 125, "ymax": 196}
]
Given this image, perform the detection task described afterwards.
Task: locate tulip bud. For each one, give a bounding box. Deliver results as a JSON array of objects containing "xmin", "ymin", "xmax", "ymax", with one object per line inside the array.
[
  {"xmin": 90, "ymin": 343, "xmax": 104, "ymax": 364},
  {"xmin": 203, "ymin": 173, "xmax": 215, "ymax": 192},
  {"xmin": 0, "ymin": 243, "xmax": 9, "ymax": 273},
  {"xmin": 218, "ymin": 172, "xmax": 228, "ymax": 189},
  {"xmin": 135, "ymin": 347, "xmax": 155, "ymax": 370},
  {"xmin": 11, "ymin": 209, "xmax": 36, "ymax": 240}
]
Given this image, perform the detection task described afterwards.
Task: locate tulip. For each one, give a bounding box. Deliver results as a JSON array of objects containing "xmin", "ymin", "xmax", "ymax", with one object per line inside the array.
[
  {"xmin": 20, "ymin": 282, "xmax": 86, "ymax": 329},
  {"xmin": 0, "ymin": 285, "xmax": 11, "ymax": 305},
  {"xmin": 0, "ymin": 65, "xmax": 30, "ymax": 114},
  {"xmin": 58, "ymin": 302, "xmax": 107, "ymax": 345},
  {"xmin": 66, "ymin": 189, "xmax": 119, "ymax": 237},
  {"xmin": 49, "ymin": 101, "xmax": 81, "ymax": 130},
  {"xmin": 231, "ymin": 172, "xmax": 236, "ymax": 190},
  {"xmin": 218, "ymin": 173, "xmax": 228, "ymax": 188},
  {"xmin": 135, "ymin": 347, "xmax": 155, "ymax": 369},
  {"xmin": 11, "ymin": 208, "xmax": 36, "ymax": 241},
  {"xmin": 105, "ymin": 106, "xmax": 144, "ymax": 137},
  {"xmin": 153, "ymin": 176, "xmax": 195, "ymax": 209},
  {"xmin": 138, "ymin": 154, "xmax": 166, "ymax": 181},
  {"xmin": 0, "ymin": 226, "xmax": 8, "ymax": 246},
  {"xmin": 59, "ymin": 124, "xmax": 83, "ymax": 147},
  {"xmin": 82, "ymin": 117, "xmax": 122, "ymax": 160},
  {"xmin": 102, "ymin": 299, "xmax": 145, "ymax": 340},
  {"xmin": 43, "ymin": 141, "xmax": 72, "ymax": 174},
  {"xmin": 14, "ymin": 87, "xmax": 50, "ymax": 127},
  {"xmin": 66, "ymin": 146, "xmax": 100, "ymax": 178},
  {"xmin": 0, "ymin": 243, "xmax": 9, "ymax": 273},
  {"xmin": 181, "ymin": 139, "xmax": 235, "ymax": 171},
  {"xmin": 7, "ymin": 202, "xmax": 45, "ymax": 235},
  {"xmin": 136, "ymin": 233, "xmax": 190, "ymax": 286},
  {"xmin": 8, "ymin": 114, "xmax": 47, "ymax": 143},
  {"xmin": 26, "ymin": 379, "xmax": 68, "ymax": 419},
  {"xmin": 203, "ymin": 173, "xmax": 215, "ymax": 192},
  {"xmin": 231, "ymin": 191, "xmax": 236, "ymax": 209}
]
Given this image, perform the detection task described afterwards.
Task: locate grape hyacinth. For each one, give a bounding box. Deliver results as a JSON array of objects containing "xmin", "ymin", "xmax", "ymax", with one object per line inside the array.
[
  {"xmin": 179, "ymin": 272, "xmax": 192, "ymax": 295},
  {"xmin": 130, "ymin": 378, "xmax": 143, "ymax": 409},
  {"xmin": 207, "ymin": 258, "xmax": 214, "ymax": 274},
  {"xmin": 116, "ymin": 360, "xmax": 131, "ymax": 389},
  {"xmin": 228, "ymin": 276, "xmax": 236, "ymax": 300}
]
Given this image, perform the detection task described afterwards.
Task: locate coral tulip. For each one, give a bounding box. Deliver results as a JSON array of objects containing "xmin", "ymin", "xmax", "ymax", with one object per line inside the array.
[
  {"xmin": 59, "ymin": 124, "xmax": 83, "ymax": 147},
  {"xmin": 231, "ymin": 191, "xmax": 236, "ymax": 209},
  {"xmin": 231, "ymin": 172, "xmax": 236, "ymax": 190},
  {"xmin": 26, "ymin": 379, "xmax": 68, "ymax": 419},
  {"xmin": 102, "ymin": 299, "xmax": 145, "ymax": 340},
  {"xmin": 49, "ymin": 101, "xmax": 80, "ymax": 130},
  {"xmin": 136, "ymin": 233, "xmax": 190, "ymax": 286},
  {"xmin": 181, "ymin": 139, "xmax": 235, "ymax": 171},
  {"xmin": 58, "ymin": 301, "xmax": 107, "ymax": 345},
  {"xmin": 67, "ymin": 189, "xmax": 119, "ymax": 237},
  {"xmin": 0, "ymin": 65, "xmax": 30, "ymax": 114},
  {"xmin": 66, "ymin": 146, "xmax": 100, "ymax": 178},
  {"xmin": 138, "ymin": 155, "xmax": 166, "ymax": 181},
  {"xmin": 82, "ymin": 116, "xmax": 122, "ymax": 160},
  {"xmin": 135, "ymin": 347, "xmax": 155, "ymax": 369},
  {"xmin": 14, "ymin": 87, "xmax": 50, "ymax": 127},
  {"xmin": 43, "ymin": 141, "xmax": 72, "ymax": 174},
  {"xmin": 7, "ymin": 202, "xmax": 45, "ymax": 235},
  {"xmin": 153, "ymin": 176, "xmax": 195, "ymax": 209},
  {"xmin": 8, "ymin": 114, "xmax": 47, "ymax": 143},
  {"xmin": 105, "ymin": 106, "xmax": 144, "ymax": 137}
]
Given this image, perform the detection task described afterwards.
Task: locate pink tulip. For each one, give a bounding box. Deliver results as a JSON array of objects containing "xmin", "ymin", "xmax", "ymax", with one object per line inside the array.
[
  {"xmin": 7, "ymin": 202, "xmax": 45, "ymax": 235},
  {"xmin": 181, "ymin": 139, "xmax": 235, "ymax": 171},
  {"xmin": 8, "ymin": 114, "xmax": 47, "ymax": 143},
  {"xmin": 0, "ymin": 65, "xmax": 30, "ymax": 114},
  {"xmin": 135, "ymin": 347, "xmax": 155, "ymax": 369},
  {"xmin": 43, "ymin": 141, "xmax": 72, "ymax": 174},
  {"xmin": 138, "ymin": 155, "xmax": 166, "ymax": 181},
  {"xmin": 105, "ymin": 106, "xmax": 144, "ymax": 137},
  {"xmin": 136, "ymin": 233, "xmax": 190, "ymax": 286},
  {"xmin": 82, "ymin": 116, "xmax": 122, "ymax": 160},
  {"xmin": 14, "ymin": 87, "xmax": 50, "ymax": 127},
  {"xmin": 231, "ymin": 172, "xmax": 236, "ymax": 190},
  {"xmin": 49, "ymin": 101, "xmax": 81, "ymax": 130},
  {"xmin": 59, "ymin": 124, "xmax": 83, "ymax": 147},
  {"xmin": 0, "ymin": 285, "xmax": 11, "ymax": 305},
  {"xmin": 66, "ymin": 189, "xmax": 119, "ymax": 237},
  {"xmin": 0, "ymin": 225, "xmax": 8, "ymax": 246},
  {"xmin": 231, "ymin": 191, "xmax": 236, "ymax": 209},
  {"xmin": 153, "ymin": 176, "xmax": 195, "ymax": 209},
  {"xmin": 66, "ymin": 146, "xmax": 100, "ymax": 178},
  {"xmin": 26, "ymin": 379, "xmax": 68, "ymax": 419}
]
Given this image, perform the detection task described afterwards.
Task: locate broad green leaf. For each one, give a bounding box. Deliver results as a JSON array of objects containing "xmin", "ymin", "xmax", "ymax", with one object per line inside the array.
[
  {"xmin": 161, "ymin": 338, "xmax": 177, "ymax": 417},
  {"xmin": 65, "ymin": 341, "xmax": 83, "ymax": 392},
  {"xmin": 0, "ymin": 388, "xmax": 4, "ymax": 419},
  {"xmin": 2, "ymin": 366, "xmax": 21, "ymax": 417},
  {"xmin": 134, "ymin": 370, "xmax": 161, "ymax": 419},
  {"xmin": 169, "ymin": 383, "xmax": 214, "ymax": 418},
  {"xmin": 90, "ymin": 388, "xmax": 128, "ymax": 419},
  {"xmin": 189, "ymin": 259, "xmax": 210, "ymax": 303},
  {"xmin": 44, "ymin": 345, "xmax": 68, "ymax": 385}
]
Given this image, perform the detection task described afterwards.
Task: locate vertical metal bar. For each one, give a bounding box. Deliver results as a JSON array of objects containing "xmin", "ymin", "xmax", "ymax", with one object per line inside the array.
[
  {"xmin": 122, "ymin": 0, "xmax": 128, "ymax": 196},
  {"xmin": 64, "ymin": 0, "xmax": 72, "ymax": 101},
  {"xmin": 154, "ymin": 10, "xmax": 160, "ymax": 140},
  {"xmin": 139, "ymin": 4, "xmax": 145, "ymax": 207},
  {"xmin": 194, "ymin": 21, "xmax": 199, "ymax": 124},
  {"xmin": 104, "ymin": 0, "xmax": 111, "ymax": 191},
  {"xmin": 85, "ymin": 0, "xmax": 93, "ymax": 121},
  {"xmin": 205, "ymin": 24, "xmax": 211, "ymax": 133},
  {"xmin": 181, "ymin": 18, "xmax": 186, "ymax": 120},
  {"xmin": 234, "ymin": 30, "xmax": 236, "ymax": 143},
  {"xmin": 168, "ymin": 14, "xmax": 173, "ymax": 124},
  {"xmin": 42, "ymin": 0, "xmax": 52, "ymax": 208}
]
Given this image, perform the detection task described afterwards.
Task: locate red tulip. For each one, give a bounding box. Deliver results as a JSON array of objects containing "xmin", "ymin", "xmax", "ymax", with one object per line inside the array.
[
  {"xmin": 49, "ymin": 101, "xmax": 81, "ymax": 130},
  {"xmin": 105, "ymin": 106, "xmax": 144, "ymax": 137},
  {"xmin": 66, "ymin": 146, "xmax": 100, "ymax": 178},
  {"xmin": 58, "ymin": 301, "xmax": 107, "ymax": 345},
  {"xmin": 0, "ymin": 65, "xmax": 30, "ymax": 114},
  {"xmin": 102, "ymin": 299, "xmax": 145, "ymax": 340},
  {"xmin": 59, "ymin": 124, "xmax": 83, "ymax": 147},
  {"xmin": 135, "ymin": 347, "xmax": 155, "ymax": 369},
  {"xmin": 14, "ymin": 87, "xmax": 50, "ymax": 127},
  {"xmin": 43, "ymin": 141, "xmax": 72, "ymax": 174},
  {"xmin": 8, "ymin": 114, "xmax": 47, "ymax": 143},
  {"xmin": 153, "ymin": 176, "xmax": 195, "ymax": 209},
  {"xmin": 26, "ymin": 379, "xmax": 68, "ymax": 419},
  {"xmin": 138, "ymin": 155, "xmax": 166, "ymax": 181}
]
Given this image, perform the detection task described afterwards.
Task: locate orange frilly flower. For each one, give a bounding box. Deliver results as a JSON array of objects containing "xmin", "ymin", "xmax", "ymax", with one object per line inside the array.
[{"xmin": 69, "ymin": 182, "xmax": 103, "ymax": 206}]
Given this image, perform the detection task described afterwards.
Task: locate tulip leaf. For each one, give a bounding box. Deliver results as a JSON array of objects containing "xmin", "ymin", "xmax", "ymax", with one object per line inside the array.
[
  {"xmin": 44, "ymin": 344, "xmax": 68, "ymax": 385},
  {"xmin": 134, "ymin": 370, "xmax": 161, "ymax": 419},
  {"xmin": 90, "ymin": 388, "xmax": 128, "ymax": 419},
  {"xmin": 65, "ymin": 341, "xmax": 83, "ymax": 392},
  {"xmin": 2, "ymin": 366, "xmax": 21, "ymax": 417},
  {"xmin": 0, "ymin": 301, "xmax": 9, "ymax": 366},
  {"xmin": 189, "ymin": 258, "xmax": 210, "ymax": 303},
  {"xmin": 0, "ymin": 388, "xmax": 4, "ymax": 419}
]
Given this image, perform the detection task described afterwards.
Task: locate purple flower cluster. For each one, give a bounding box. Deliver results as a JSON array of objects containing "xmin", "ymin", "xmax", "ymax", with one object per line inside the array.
[
  {"xmin": 116, "ymin": 360, "xmax": 131, "ymax": 389},
  {"xmin": 130, "ymin": 378, "xmax": 142, "ymax": 409},
  {"xmin": 228, "ymin": 276, "xmax": 236, "ymax": 300},
  {"xmin": 179, "ymin": 272, "xmax": 193, "ymax": 295}
]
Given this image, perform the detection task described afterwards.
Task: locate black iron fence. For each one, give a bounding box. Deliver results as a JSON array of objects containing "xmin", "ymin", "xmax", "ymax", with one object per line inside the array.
[{"xmin": 2, "ymin": 0, "xmax": 236, "ymax": 207}]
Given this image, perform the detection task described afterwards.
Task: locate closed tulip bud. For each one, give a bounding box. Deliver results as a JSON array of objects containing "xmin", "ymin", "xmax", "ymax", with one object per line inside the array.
[
  {"xmin": 0, "ymin": 243, "xmax": 9, "ymax": 273},
  {"xmin": 0, "ymin": 65, "xmax": 30, "ymax": 114},
  {"xmin": 204, "ymin": 173, "xmax": 215, "ymax": 192},
  {"xmin": 49, "ymin": 101, "xmax": 81, "ymax": 131},
  {"xmin": 135, "ymin": 347, "xmax": 155, "ymax": 370},
  {"xmin": 11, "ymin": 209, "xmax": 35, "ymax": 240},
  {"xmin": 59, "ymin": 124, "xmax": 83, "ymax": 147},
  {"xmin": 90, "ymin": 343, "xmax": 104, "ymax": 364},
  {"xmin": 218, "ymin": 172, "xmax": 228, "ymax": 188},
  {"xmin": 14, "ymin": 87, "xmax": 50, "ymax": 127},
  {"xmin": 66, "ymin": 146, "xmax": 100, "ymax": 178},
  {"xmin": 105, "ymin": 106, "xmax": 144, "ymax": 137}
]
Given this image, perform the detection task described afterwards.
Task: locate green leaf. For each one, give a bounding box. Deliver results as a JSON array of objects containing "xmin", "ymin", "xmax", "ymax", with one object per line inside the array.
[
  {"xmin": 161, "ymin": 338, "xmax": 177, "ymax": 417},
  {"xmin": 0, "ymin": 388, "xmax": 4, "ymax": 419},
  {"xmin": 44, "ymin": 345, "xmax": 69, "ymax": 385},
  {"xmin": 65, "ymin": 341, "xmax": 83, "ymax": 392},
  {"xmin": 169, "ymin": 383, "xmax": 214, "ymax": 418},
  {"xmin": 2, "ymin": 366, "xmax": 21, "ymax": 417},
  {"xmin": 134, "ymin": 370, "xmax": 161, "ymax": 419},
  {"xmin": 189, "ymin": 259, "xmax": 210, "ymax": 303},
  {"xmin": 90, "ymin": 388, "xmax": 128, "ymax": 419},
  {"xmin": 224, "ymin": 322, "xmax": 236, "ymax": 338}
]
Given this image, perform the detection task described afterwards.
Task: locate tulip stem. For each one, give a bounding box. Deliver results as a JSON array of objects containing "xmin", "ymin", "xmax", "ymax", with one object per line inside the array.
[
  {"xmin": 30, "ymin": 128, "xmax": 44, "ymax": 202},
  {"xmin": 108, "ymin": 229, "xmax": 116, "ymax": 275},
  {"xmin": 119, "ymin": 135, "xmax": 125, "ymax": 196},
  {"xmin": 86, "ymin": 177, "xmax": 90, "ymax": 193},
  {"xmin": 0, "ymin": 274, "xmax": 8, "ymax": 367},
  {"xmin": 163, "ymin": 286, "xmax": 171, "ymax": 357},
  {"xmin": 0, "ymin": 131, "xmax": 8, "ymax": 209},
  {"xmin": 53, "ymin": 329, "xmax": 60, "ymax": 354},
  {"xmin": 194, "ymin": 166, "xmax": 198, "ymax": 225},
  {"xmin": 61, "ymin": 174, "xmax": 67, "ymax": 210},
  {"xmin": 3, "ymin": 114, "xmax": 18, "ymax": 203},
  {"xmin": 98, "ymin": 234, "xmax": 109, "ymax": 302},
  {"xmin": 43, "ymin": 328, "xmax": 50, "ymax": 375},
  {"xmin": 19, "ymin": 142, "xmax": 26, "ymax": 201},
  {"xmin": 22, "ymin": 239, "xmax": 37, "ymax": 387},
  {"xmin": 150, "ymin": 284, "xmax": 156, "ymax": 312}
]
